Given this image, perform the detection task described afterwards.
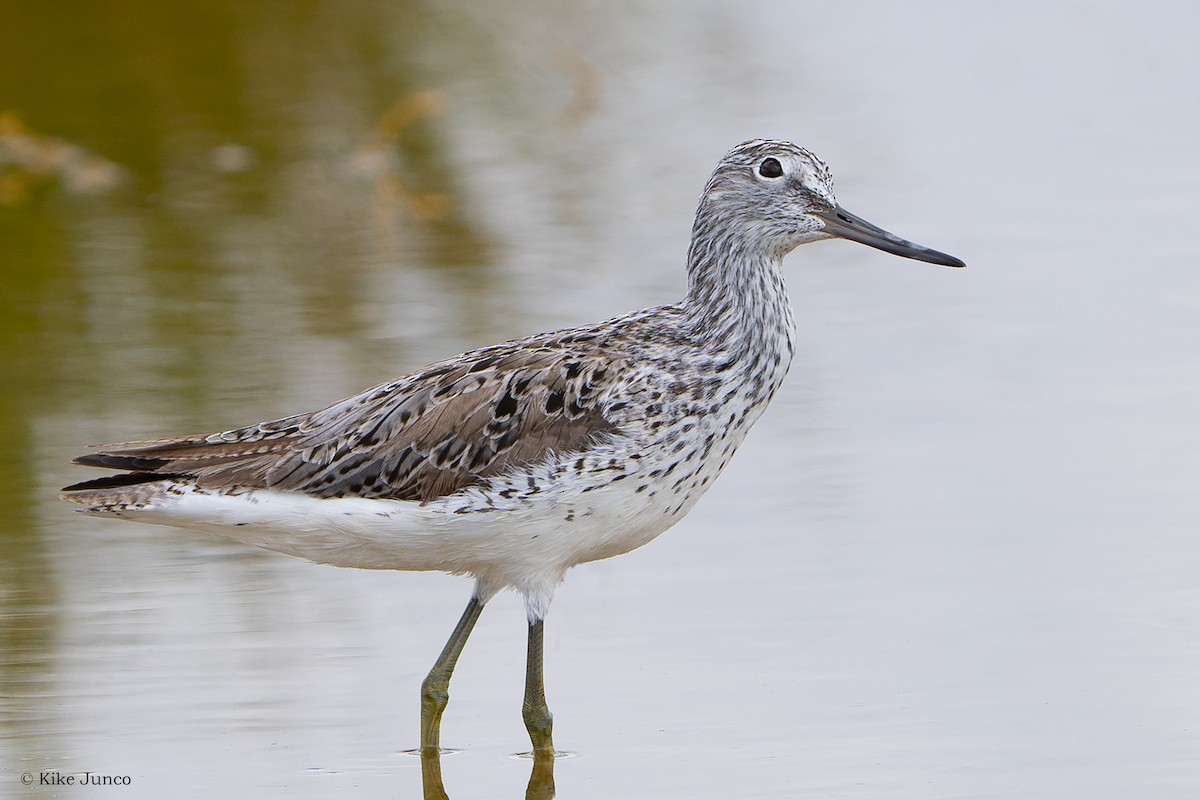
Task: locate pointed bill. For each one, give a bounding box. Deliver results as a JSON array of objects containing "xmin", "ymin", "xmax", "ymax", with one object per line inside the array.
[{"xmin": 818, "ymin": 206, "xmax": 965, "ymax": 268}]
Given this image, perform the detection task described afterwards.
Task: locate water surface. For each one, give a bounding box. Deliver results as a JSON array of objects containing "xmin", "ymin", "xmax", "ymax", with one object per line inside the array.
[{"xmin": 2, "ymin": 2, "xmax": 1198, "ymax": 798}]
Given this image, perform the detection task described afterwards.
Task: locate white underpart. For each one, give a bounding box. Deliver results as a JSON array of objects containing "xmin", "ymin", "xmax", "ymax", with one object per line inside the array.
[{"xmin": 82, "ymin": 439, "xmax": 726, "ymax": 621}]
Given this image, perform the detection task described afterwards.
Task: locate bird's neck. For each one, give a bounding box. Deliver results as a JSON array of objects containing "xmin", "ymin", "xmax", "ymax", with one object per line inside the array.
[{"xmin": 680, "ymin": 225, "xmax": 797, "ymax": 372}]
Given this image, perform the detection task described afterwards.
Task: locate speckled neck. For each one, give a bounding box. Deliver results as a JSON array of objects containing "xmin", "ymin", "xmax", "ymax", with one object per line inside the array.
[{"xmin": 680, "ymin": 214, "xmax": 797, "ymax": 379}]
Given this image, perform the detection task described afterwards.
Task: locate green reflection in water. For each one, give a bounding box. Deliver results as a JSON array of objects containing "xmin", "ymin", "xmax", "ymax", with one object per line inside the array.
[{"xmin": 0, "ymin": 0, "xmax": 503, "ymax": 750}]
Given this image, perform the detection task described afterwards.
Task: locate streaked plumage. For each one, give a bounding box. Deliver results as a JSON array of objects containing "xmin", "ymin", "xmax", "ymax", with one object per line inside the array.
[{"xmin": 62, "ymin": 140, "xmax": 964, "ymax": 755}]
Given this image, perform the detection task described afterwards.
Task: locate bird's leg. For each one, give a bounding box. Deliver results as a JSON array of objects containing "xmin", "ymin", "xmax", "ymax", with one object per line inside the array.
[
  {"xmin": 420, "ymin": 595, "xmax": 485, "ymax": 755},
  {"xmin": 522, "ymin": 617, "xmax": 555, "ymax": 756}
]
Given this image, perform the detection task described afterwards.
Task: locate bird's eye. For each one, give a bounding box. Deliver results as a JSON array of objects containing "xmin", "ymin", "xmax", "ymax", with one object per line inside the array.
[{"xmin": 758, "ymin": 157, "xmax": 784, "ymax": 179}]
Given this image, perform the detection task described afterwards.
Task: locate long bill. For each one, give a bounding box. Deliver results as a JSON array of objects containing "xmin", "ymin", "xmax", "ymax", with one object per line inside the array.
[{"xmin": 818, "ymin": 206, "xmax": 965, "ymax": 268}]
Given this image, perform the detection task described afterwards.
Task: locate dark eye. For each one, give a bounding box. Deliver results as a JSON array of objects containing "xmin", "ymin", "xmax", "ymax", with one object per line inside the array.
[{"xmin": 758, "ymin": 157, "xmax": 783, "ymax": 178}]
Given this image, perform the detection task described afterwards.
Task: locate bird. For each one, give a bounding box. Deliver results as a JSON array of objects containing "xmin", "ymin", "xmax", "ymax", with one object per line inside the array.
[{"xmin": 61, "ymin": 139, "xmax": 964, "ymax": 757}]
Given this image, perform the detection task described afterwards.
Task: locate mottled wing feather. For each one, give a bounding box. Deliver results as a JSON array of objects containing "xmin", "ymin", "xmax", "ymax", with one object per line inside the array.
[{"xmin": 70, "ymin": 343, "xmax": 625, "ymax": 503}]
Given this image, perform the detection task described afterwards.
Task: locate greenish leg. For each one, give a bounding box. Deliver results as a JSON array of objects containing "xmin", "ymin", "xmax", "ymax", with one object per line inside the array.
[
  {"xmin": 522, "ymin": 618, "xmax": 555, "ymax": 756},
  {"xmin": 420, "ymin": 595, "xmax": 485, "ymax": 755}
]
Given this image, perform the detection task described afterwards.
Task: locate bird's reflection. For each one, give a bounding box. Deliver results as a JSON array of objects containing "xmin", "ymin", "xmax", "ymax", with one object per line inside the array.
[{"xmin": 420, "ymin": 749, "xmax": 555, "ymax": 800}]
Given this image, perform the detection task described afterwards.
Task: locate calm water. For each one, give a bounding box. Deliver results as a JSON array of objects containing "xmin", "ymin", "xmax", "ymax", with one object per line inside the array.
[{"xmin": 3, "ymin": 2, "xmax": 1199, "ymax": 798}]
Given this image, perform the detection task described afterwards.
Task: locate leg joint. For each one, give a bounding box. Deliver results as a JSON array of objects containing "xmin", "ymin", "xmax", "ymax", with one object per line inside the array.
[
  {"xmin": 522, "ymin": 701, "xmax": 553, "ymax": 737},
  {"xmin": 421, "ymin": 675, "xmax": 450, "ymax": 709}
]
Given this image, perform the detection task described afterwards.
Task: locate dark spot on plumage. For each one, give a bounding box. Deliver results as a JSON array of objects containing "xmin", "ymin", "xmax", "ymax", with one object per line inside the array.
[
  {"xmin": 469, "ymin": 356, "xmax": 501, "ymax": 372},
  {"xmin": 494, "ymin": 426, "xmax": 520, "ymax": 452},
  {"xmin": 573, "ymin": 457, "xmax": 585, "ymax": 472},
  {"xmin": 512, "ymin": 375, "xmax": 534, "ymax": 395},
  {"xmin": 635, "ymin": 484, "xmax": 648, "ymax": 493},
  {"xmin": 496, "ymin": 391, "xmax": 519, "ymax": 418},
  {"xmin": 645, "ymin": 403, "xmax": 662, "ymax": 417},
  {"xmin": 333, "ymin": 452, "xmax": 370, "ymax": 476},
  {"xmin": 567, "ymin": 400, "xmax": 588, "ymax": 418},
  {"xmin": 384, "ymin": 447, "xmax": 418, "ymax": 480},
  {"xmin": 421, "ymin": 364, "xmax": 457, "ymax": 379},
  {"xmin": 545, "ymin": 391, "xmax": 565, "ymax": 413},
  {"xmin": 432, "ymin": 439, "xmax": 466, "ymax": 468},
  {"xmin": 468, "ymin": 445, "xmax": 495, "ymax": 471},
  {"xmin": 610, "ymin": 474, "xmax": 627, "ymax": 482},
  {"xmin": 565, "ymin": 363, "xmax": 583, "ymax": 379},
  {"xmin": 358, "ymin": 426, "xmax": 383, "ymax": 448}
]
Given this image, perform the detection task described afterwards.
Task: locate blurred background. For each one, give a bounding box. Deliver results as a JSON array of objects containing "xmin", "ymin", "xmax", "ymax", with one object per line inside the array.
[{"xmin": 2, "ymin": 1, "xmax": 1198, "ymax": 798}]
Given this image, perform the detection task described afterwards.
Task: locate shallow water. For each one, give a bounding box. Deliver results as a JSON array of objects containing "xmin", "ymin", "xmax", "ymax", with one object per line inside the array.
[{"xmin": 3, "ymin": 2, "xmax": 1199, "ymax": 798}]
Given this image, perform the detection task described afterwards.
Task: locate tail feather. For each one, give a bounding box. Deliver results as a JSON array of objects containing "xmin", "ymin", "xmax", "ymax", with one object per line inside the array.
[
  {"xmin": 71, "ymin": 453, "xmax": 172, "ymax": 471},
  {"xmin": 62, "ymin": 472, "xmax": 186, "ymax": 493},
  {"xmin": 66, "ymin": 433, "xmax": 285, "ymax": 494}
]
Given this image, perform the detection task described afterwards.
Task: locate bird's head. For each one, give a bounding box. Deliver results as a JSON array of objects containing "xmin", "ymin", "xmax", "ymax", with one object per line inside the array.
[{"xmin": 696, "ymin": 139, "xmax": 964, "ymax": 268}]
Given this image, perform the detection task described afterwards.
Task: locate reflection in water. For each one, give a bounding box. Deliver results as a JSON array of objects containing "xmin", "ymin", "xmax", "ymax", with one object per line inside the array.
[
  {"xmin": 0, "ymin": 113, "xmax": 123, "ymax": 204},
  {"xmin": 5, "ymin": 1, "xmax": 1199, "ymax": 797},
  {"xmin": 0, "ymin": 0, "xmax": 509, "ymax": 789},
  {"xmin": 420, "ymin": 750, "xmax": 555, "ymax": 800},
  {"xmin": 354, "ymin": 90, "xmax": 494, "ymax": 266}
]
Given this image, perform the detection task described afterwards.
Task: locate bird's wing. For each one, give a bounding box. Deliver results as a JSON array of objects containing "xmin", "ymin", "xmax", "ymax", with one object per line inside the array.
[{"xmin": 67, "ymin": 342, "xmax": 626, "ymax": 503}]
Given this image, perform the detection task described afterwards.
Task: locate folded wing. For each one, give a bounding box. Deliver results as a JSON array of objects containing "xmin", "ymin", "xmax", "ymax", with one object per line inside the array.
[{"xmin": 65, "ymin": 343, "xmax": 625, "ymax": 503}]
